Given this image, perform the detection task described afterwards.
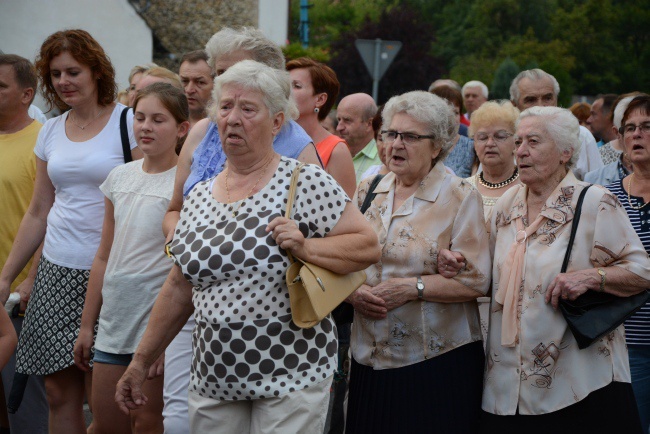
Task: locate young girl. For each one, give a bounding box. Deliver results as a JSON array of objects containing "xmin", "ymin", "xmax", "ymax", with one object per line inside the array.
[{"xmin": 73, "ymin": 82, "xmax": 189, "ymax": 434}]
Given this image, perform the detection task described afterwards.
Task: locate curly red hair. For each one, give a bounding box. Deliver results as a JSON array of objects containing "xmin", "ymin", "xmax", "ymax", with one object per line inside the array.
[{"xmin": 35, "ymin": 29, "xmax": 116, "ymax": 111}]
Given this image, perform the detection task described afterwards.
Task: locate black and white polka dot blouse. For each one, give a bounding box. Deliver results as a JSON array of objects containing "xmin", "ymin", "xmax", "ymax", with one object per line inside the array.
[{"xmin": 170, "ymin": 157, "xmax": 349, "ymax": 400}]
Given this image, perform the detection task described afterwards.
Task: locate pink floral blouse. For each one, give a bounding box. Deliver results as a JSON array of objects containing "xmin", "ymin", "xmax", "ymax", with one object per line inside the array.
[
  {"xmin": 483, "ymin": 172, "xmax": 650, "ymax": 415},
  {"xmin": 350, "ymin": 162, "xmax": 491, "ymax": 370}
]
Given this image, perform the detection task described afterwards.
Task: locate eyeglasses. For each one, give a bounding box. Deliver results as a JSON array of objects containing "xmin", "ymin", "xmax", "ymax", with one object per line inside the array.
[
  {"xmin": 380, "ymin": 130, "xmax": 436, "ymax": 145},
  {"xmin": 474, "ymin": 130, "xmax": 514, "ymax": 144},
  {"xmin": 619, "ymin": 122, "xmax": 650, "ymax": 136}
]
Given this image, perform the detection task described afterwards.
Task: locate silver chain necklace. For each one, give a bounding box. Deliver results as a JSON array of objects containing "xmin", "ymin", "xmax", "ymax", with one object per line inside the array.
[{"xmin": 69, "ymin": 107, "xmax": 106, "ymax": 130}]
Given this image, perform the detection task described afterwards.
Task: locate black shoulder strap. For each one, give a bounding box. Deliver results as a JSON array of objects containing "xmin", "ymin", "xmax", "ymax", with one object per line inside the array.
[
  {"xmin": 120, "ymin": 107, "xmax": 133, "ymax": 163},
  {"xmin": 561, "ymin": 185, "xmax": 592, "ymax": 273},
  {"xmin": 360, "ymin": 174, "xmax": 385, "ymax": 214}
]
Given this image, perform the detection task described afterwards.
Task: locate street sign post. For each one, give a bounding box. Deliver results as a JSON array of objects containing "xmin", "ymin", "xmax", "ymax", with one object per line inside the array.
[{"xmin": 355, "ymin": 39, "xmax": 402, "ymax": 101}]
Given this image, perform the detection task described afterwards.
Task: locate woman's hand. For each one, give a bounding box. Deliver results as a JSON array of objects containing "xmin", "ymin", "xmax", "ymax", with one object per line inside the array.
[
  {"xmin": 347, "ymin": 284, "xmax": 387, "ymax": 320},
  {"xmin": 15, "ymin": 278, "xmax": 34, "ymax": 312},
  {"xmin": 115, "ymin": 361, "xmax": 149, "ymax": 415},
  {"xmin": 73, "ymin": 326, "xmax": 94, "ymax": 372},
  {"xmin": 369, "ymin": 278, "xmax": 418, "ymax": 312},
  {"xmin": 147, "ymin": 352, "xmax": 164, "ymax": 379},
  {"xmin": 267, "ymin": 217, "xmax": 306, "ymax": 257},
  {"xmin": 545, "ymin": 270, "xmax": 596, "ymax": 309},
  {"xmin": 437, "ymin": 249, "xmax": 466, "ymax": 278}
]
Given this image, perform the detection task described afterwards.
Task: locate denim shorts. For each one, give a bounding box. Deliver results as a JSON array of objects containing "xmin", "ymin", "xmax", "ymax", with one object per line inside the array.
[{"xmin": 93, "ymin": 349, "xmax": 133, "ymax": 366}]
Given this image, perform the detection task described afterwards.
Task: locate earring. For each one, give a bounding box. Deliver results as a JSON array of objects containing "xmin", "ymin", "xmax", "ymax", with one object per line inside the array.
[{"xmin": 314, "ymin": 107, "xmax": 320, "ymax": 114}]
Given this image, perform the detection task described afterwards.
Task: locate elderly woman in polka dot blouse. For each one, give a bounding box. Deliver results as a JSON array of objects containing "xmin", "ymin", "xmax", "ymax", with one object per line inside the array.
[{"xmin": 115, "ymin": 60, "xmax": 380, "ymax": 434}]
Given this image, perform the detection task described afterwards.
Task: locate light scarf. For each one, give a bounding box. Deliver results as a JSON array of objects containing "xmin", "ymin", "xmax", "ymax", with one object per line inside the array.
[{"xmin": 494, "ymin": 214, "xmax": 546, "ymax": 347}]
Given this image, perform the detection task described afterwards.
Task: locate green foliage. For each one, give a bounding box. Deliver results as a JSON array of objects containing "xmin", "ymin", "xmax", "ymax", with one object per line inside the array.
[
  {"xmin": 282, "ymin": 42, "xmax": 331, "ymax": 63},
  {"xmin": 491, "ymin": 58, "xmax": 520, "ymax": 100},
  {"xmin": 288, "ymin": 0, "xmax": 649, "ymax": 100}
]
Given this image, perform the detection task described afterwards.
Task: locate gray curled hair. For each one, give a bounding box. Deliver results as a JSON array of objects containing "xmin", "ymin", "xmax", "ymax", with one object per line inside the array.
[
  {"xmin": 209, "ymin": 60, "xmax": 298, "ymax": 125},
  {"xmin": 516, "ymin": 106, "xmax": 581, "ymax": 169},
  {"xmin": 382, "ymin": 91, "xmax": 457, "ymax": 164},
  {"xmin": 205, "ymin": 27, "xmax": 285, "ymax": 71}
]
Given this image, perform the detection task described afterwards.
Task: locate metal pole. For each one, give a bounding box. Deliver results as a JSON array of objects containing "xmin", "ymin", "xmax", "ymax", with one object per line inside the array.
[
  {"xmin": 372, "ymin": 38, "xmax": 381, "ymax": 101},
  {"xmin": 300, "ymin": 0, "xmax": 311, "ymax": 48}
]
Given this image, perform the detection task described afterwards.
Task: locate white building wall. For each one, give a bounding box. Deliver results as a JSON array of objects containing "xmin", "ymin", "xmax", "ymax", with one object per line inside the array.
[
  {"xmin": 258, "ymin": 0, "xmax": 289, "ymax": 46},
  {"xmin": 0, "ymin": 0, "xmax": 152, "ymax": 113}
]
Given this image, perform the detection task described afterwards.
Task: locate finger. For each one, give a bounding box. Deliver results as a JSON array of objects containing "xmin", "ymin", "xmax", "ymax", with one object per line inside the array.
[{"xmin": 266, "ymin": 217, "xmax": 290, "ymax": 233}]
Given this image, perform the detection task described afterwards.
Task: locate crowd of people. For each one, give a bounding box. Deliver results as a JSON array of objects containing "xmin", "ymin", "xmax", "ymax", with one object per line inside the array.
[{"xmin": 0, "ymin": 24, "xmax": 649, "ymax": 434}]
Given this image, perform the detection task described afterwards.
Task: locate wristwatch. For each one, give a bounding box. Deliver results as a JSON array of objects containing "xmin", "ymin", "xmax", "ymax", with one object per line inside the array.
[
  {"xmin": 597, "ymin": 268, "xmax": 606, "ymax": 292},
  {"xmin": 416, "ymin": 277, "xmax": 425, "ymax": 300}
]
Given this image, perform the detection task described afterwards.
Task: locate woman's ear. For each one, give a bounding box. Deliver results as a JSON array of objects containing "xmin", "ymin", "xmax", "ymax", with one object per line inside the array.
[
  {"xmin": 177, "ymin": 120, "xmax": 190, "ymax": 139},
  {"xmin": 315, "ymin": 92, "xmax": 328, "ymax": 109},
  {"xmin": 272, "ymin": 112, "xmax": 285, "ymax": 136}
]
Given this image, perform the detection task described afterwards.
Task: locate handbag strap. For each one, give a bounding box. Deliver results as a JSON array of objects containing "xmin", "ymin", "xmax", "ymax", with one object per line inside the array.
[
  {"xmin": 120, "ymin": 107, "xmax": 133, "ymax": 164},
  {"xmin": 284, "ymin": 162, "xmax": 306, "ymax": 264},
  {"xmin": 360, "ymin": 174, "xmax": 384, "ymax": 214},
  {"xmin": 560, "ymin": 185, "xmax": 592, "ymax": 273}
]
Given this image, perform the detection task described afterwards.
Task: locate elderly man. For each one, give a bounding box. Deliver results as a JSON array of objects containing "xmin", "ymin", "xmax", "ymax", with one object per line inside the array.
[
  {"xmin": 336, "ymin": 93, "xmax": 379, "ymax": 183},
  {"xmin": 587, "ymin": 93, "xmax": 618, "ymax": 146},
  {"xmin": 461, "ymin": 80, "xmax": 488, "ymax": 125},
  {"xmin": 178, "ymin": 50, "xmax": 214, "ymax": 128},
  {"xmin": 0, "ymin": 54, "xmax": 48, "ymax": 434},
  {"xmin": 509, "ymin": 68, "xmax": 603, "ymax": 179}
]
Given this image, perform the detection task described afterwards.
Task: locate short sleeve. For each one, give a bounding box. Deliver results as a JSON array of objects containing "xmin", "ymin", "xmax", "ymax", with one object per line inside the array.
[
  {"xmin": 33, "ymin": 118, "xmax": 54, "ymax": 161},
  {"xmin": 290, "ymin": 164, "xmax": 350, "ymax": 238},
  {"xmin": 99, "ymin": 165, "xmax": 119, "ymax": 202},
  {"xmin": 125, "ymin": 108, "xmax": 138, "ymax": 150}
]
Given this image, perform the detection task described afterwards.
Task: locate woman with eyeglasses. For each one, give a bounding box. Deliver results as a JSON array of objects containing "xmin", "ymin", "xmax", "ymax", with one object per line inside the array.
[
  {"xmin": 346, "ymin": 91, "xmax": 491, "ymax": 433},
  {"xmin": 465, "ymin": 101, "xmax": 521, "ymax": 223},
  {"xmin": 605, "ymin": 94, "xmax": 650, "ymax": 432}
]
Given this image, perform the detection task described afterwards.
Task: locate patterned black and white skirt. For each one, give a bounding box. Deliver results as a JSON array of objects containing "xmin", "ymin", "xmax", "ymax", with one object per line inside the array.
[{"xmin": 15, "ymin": 257, "xmax": 95, "ymax": 376}]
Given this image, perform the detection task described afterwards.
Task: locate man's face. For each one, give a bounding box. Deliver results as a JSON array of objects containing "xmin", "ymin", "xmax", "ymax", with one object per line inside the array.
[
  {"xmin": 586, "ymin": 98, "xmax": 610, "ymax": 139},
  {"xmin": 515, "ymin": 77, "xmax": 557, "ymax": 110},
  {"xmin": 336, "ymin": 101, "xmax": 371, "ymax": 151},
  {"xmin": 179, "ymin": 60, "xmax": 214, "ymax": 117},
  {"xmin": 463, "ymin": 86, "xmax": 487, "ymax": 114},
  {"xmin": 0, "ymin": 65, "xmax": 29, "ymax": 117}
]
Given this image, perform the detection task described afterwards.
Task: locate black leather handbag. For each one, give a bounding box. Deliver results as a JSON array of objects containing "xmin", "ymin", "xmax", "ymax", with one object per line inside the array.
[{"xmin": 559, "ymin": 185, "xmax": 650, "ymax": 349}]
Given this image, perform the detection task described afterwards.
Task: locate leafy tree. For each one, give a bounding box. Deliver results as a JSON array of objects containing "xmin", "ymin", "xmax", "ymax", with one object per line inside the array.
[
  {"xmin": 491, "ymin": 58, "xmax": 520, "ymax": 100},
  {"xmin": 327, "ymin": 4, "xmax": 444, "ymax": 104}
]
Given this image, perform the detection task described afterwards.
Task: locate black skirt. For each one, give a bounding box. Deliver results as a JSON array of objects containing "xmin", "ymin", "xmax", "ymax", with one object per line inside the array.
[
  {"xmin": 346, "ymin": 340, "xmax": 484, "ymax": 434},
  {"xmin": 480, "ymin": 381, "xmax": 643, "ymax": 434}
]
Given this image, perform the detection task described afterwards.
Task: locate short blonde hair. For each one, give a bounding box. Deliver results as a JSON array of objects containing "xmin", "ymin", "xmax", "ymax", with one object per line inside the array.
[
  {"xmin": 469, "ymin": 100, "xmax": 520, "ymax": 137},
  {"xmin": 142, "ymin": 67, "xmax": 183, "ymax": 90}
]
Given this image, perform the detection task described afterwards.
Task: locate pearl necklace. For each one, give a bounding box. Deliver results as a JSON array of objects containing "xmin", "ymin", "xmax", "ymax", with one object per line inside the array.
[
  {"xmin": 627, "ymin": 173, "xmax": 649, "ymax": 210},
  {"xmin": 69, "ymin": 107, "xmax": 106, "ymax": 130},
  {"xmin": 478, "ymin": 168, "xmax": 519, "ymax": 189},
  {"xmin": 225, "ymin": 155, "xmax": 274, "ymax": 217}
]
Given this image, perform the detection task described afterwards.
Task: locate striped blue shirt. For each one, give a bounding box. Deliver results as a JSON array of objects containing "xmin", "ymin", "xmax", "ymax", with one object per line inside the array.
[{"xmin": 606, "ymin": 180, "xmax": 650, "ymax": 345}]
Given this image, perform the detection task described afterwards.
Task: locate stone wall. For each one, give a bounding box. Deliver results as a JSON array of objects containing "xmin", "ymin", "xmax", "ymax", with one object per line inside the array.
[{"xmin": 133, "ymin": 0, "xmax": 259, "ymax": 70}]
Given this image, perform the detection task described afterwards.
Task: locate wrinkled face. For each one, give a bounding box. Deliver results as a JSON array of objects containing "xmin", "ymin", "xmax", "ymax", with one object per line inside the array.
[
  {"xmin": 473, "ymin": 121, "xmax": 516, "ymax": 168},
  {"xmin": 179, "ymin": 60, "xmax": 214, "ymax": 116},
  {"xmin": 289, "ymin": 68, "xmax": 319, "ymax": 118},
  {"xmin": 216, "ymin": 83, "xmax": 283, "ymax": 160},
  {"xmin": 622, "ymin": 110, "xmax": 650, "ymax": 167},
  {"xmin": 49, "ymin": 51, "xmax": 98, "ymax": 107},
  {"xmin": 515, "ymin": 77, "xmax": 557, "ymax": 110},
  {"xmin": 133, "ymin": 95, "xmax": 187, "ymax": 157},
  {"xmin": 586, "ymin": 98, "xmax": 610, "ymax": 139},
  {"xmin": 515, "ymin": 116, "xmax": 571, "ymax": 188},
  {"xmin": 386, "ymin": 112, "xmax": 439, "ymax": 180},
  {"xmin": 128, "ymin": 71, "xmax": 143, "ymax": 107},
  {"xmin": 0, "ymin": 65, "xmax": 30, "ymax": 116},
  {"xmin": 321, "ymin": 116, "xmax": 337, "ymax": 135},
  {"xmin": 336, "ymin": 100, "xmax": 372, "ymax": 150},
  {"xmin": 213, "ymin": 50, "xmax": 253, "ymax": 77},
  {"xmin": 463, "ymin": 86, "xmax": 487, "ymax": 114}
]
